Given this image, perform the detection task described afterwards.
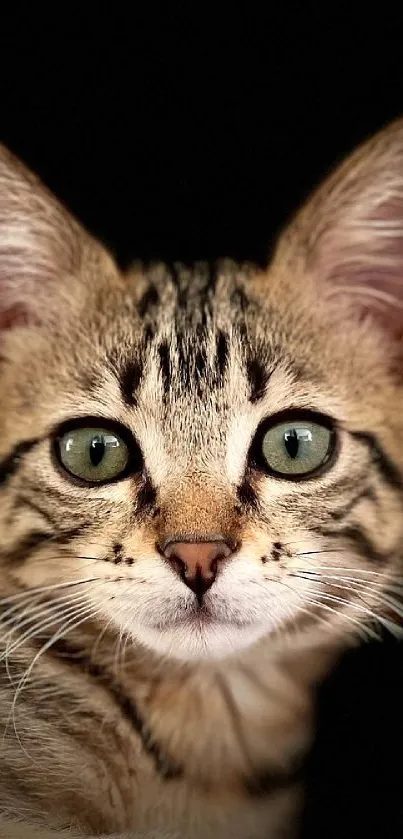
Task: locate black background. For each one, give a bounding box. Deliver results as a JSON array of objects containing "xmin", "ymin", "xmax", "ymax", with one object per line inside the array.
[{"xmin": 1, "ymin": 7, "xmax": 403, "ymax": 838}]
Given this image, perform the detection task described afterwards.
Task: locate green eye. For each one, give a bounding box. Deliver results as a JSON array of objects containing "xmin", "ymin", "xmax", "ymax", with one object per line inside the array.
[
  {"xmin": 57, "ymin": 426, "xmax": 131, "ymax": 484},
  {"xmin": 259, "ymin": 417, "xmax": 335, "ymax": 479}
]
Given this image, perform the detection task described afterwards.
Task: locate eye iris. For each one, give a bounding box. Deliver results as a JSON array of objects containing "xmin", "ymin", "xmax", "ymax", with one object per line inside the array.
[
  {"xmin": 90, "ymin": 435, "xmax": 106, "ymax": 467},
  {"xmin": 57, "ymin": 425, "xmax": 135, "ymax": 483},
  {"xmin": 259, "ymin": 418, "xmax": 334, "ymax": 478},
  {"xmin": 284, "ymin": 429, "xmax": 299, "ymax": 459}
]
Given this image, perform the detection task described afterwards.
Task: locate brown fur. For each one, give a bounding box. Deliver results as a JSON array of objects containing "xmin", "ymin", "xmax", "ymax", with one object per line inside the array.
[{"xmin": 0, "ymin": 119, "xmax": 403, "ymax": 837}]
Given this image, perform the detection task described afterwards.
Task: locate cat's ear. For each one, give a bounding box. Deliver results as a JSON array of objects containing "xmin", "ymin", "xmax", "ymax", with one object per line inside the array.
[
  {"xmin": 280, "ymin": 119, "xmax": 403, "ymax": 341},
  {"xmin": 0, "ymin": 144, "xmax": 95, "ymax": 331}
]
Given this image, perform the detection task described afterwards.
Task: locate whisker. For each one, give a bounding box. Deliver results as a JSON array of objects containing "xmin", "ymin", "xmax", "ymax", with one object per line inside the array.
[
  {"xmin": 302, "ymin": 594, "xmax": 381, "ymax": 641},
  {"xmin": 0, "ymin": 586, "xmax": 96, "ymax": 632},
  {"xmin": 293, "ymin": 571, "xmax": 400, "ymax": 638},
  {"xmin": 294, "ymin": 561, "xmax": 390, "ymax": 575},
  {"xmin": 0, "ymin": 578, "xmax": 100, "ymax": 608},
  {"xmin": 0, "ymin": 592, "xmax": 90, "ymax": 643},
  {"xmin": 297, "ymin": 571, "xmax": 403, "ymax": 623},
  {"xmin": 0, "ymin": 597, "xmax": 92, "ymax": 665},
  {"xmin": 294, "ymin": 549, "xmax": 341, "ymax": 556},
  {"xmin": 6, "ymin": 604, "xmax": 98, "ymax": 756}
]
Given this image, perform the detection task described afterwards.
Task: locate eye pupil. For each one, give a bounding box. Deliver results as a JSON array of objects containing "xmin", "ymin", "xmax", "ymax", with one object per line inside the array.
[
  {"xmin": 89, "ymin": 435, "xmax": 106, "ymax": 467},
  {"xmin": 284, "ymin": 429, "xmax": 299, "ymax": 459}
]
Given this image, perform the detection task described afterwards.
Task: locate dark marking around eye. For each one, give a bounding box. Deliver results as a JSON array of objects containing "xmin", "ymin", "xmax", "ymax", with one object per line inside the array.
[
  {"xmin": 119, "ymin": 360, "xmax": 143, "ymax": 406},
  {"xmin": 246, "ymin": 358, "xmax": 271, "ymax": 404},
  {"xmin": 350, "ymin": 431, "xmax": 403, "ymax": 491},
  {"xmin": 135, "ymin": 477, "xmax": 157, "ymax": 517},
  {"xmin": 0, "ymin": 439, "xmax": 40, "ymax": 486},
  {"xmin": 237, "ymin": 480, "xmax": 259, "ymax": 510},
  {"xmin": 137, "ymin": 284, "xmax": 160, "ymax": 319},
  {"xmin": 158, "ymin": 341, "xmax": 171, "ymax": 394}
]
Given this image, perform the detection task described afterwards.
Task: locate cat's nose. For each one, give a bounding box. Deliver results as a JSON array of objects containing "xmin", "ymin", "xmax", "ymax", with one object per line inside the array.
[{"xmin": 162, "ymin": 539, "xmax": 235, "ymax": 598}]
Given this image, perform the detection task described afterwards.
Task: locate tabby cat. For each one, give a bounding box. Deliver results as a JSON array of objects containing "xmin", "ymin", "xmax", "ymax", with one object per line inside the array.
[{"xmin": 0, "ymin": 118, "xmax": 403, "ymax": 839}]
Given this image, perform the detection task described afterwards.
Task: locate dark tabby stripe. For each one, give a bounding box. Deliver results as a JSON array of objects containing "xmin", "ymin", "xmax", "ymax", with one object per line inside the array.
[
  {"xmin": 3, "ymin": 530, "xmax": 55, "ymax": 564},
  {"xmin": 16, "ymin": 494, "xmax": 60, "ymax": 529},
  {"xmin": 4, "ymin": 524, "xmax": 87, "ymax": 564},
  {"xmin": 313, "ymin": 522, "xmax": 385, "ymax": 564},
  {"xmin": 0, "ymin": 438, "xmax": 40, "ymax": 485},
  {"xmin": 167, "ymin": 263, "xmax": 188, "ymax": 309},
  {"xmin": 351, "ymin": 431, "xmax": 403, "ymax": 491},
  {"xmin": 158, "ymin": 341, "xmax": 171, "ymax": 394},
  {"xmin": 230, "ymin": 286, "xmax": 249, "ymax": 313},
  {"xmin": 119, "ymin": 359, "xmax": 143, "ymax": 406},
  {"xmin": 329, "ymin": 486, "xmax": 378, "ymax": 521},
  {"xmin": 44, "ymin": 636, "xmax": 182, "ymax": 780},
  {"xmin": 340, "ymin": 524, "xmax": 386, "ymax": 564},
  {"xmin": 176, "ymin": 332, "xmax": 192, "ymax": 390},
  {"xmin": 137, "ymin": 283, "xmax": 160, "ymax": 319},
  {"xmin": 216, "ymin": 330, "xmax": 229, "ymax": 381}
]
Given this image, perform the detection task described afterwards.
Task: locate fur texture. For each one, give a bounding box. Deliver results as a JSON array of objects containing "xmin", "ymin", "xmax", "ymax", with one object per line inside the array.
[{"xmin": 0, "ymin": 119, "xmax": 403, "ymax": 837}]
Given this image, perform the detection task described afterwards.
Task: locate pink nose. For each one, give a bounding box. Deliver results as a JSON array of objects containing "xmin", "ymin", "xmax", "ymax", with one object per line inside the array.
[{"xmin": 162, "ymin": 539, "xmax": 234, "ymax": 599}]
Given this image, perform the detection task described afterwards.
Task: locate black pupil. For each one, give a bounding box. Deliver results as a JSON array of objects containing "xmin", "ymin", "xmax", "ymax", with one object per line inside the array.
[
  {"xmin": 284, "ymin": 429, "xmax": 299, "ymax": 459},
  {"xmin": 90, "ymin": 435, "xmax": 106, "ymax": 467}
]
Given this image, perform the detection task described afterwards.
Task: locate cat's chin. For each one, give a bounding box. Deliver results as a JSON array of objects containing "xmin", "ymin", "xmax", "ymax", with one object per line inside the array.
[{"xmin": 131, "ymin": 617, "xmax": 269, "ymax": 661}]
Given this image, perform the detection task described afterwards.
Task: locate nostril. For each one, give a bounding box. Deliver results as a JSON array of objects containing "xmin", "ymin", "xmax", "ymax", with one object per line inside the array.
[{"xmin": 160, "ymin": 537, "xmax": 237, "ymax": 598}]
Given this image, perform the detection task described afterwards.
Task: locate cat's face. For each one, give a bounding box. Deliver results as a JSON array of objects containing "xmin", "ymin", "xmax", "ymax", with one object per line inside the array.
[{"xmin": 1, "ymin": 124, "xmax": 403, "ymax": 661}]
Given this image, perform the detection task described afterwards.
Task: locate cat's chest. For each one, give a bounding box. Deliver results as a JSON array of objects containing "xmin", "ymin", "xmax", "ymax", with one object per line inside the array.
[
  {"xmin": 105, "ymin": 759, "xmax": 299, "ymax": 839},
  {"xmin": 131, "ymin": 781, "xmax": 298, "ymax": 839},
  {"xmin": 79, "ymin": 717, "xmax": 301, "ymax": 839}
]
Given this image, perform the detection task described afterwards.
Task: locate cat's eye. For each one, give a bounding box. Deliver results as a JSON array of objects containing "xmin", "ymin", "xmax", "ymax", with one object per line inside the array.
[
  {"xmin": 255, "ymin": 414, "xmax": 335, "ymax": 479},
  {"xmin": 56, "ymin": 425, "xmax": 135, "ymax": 484}
]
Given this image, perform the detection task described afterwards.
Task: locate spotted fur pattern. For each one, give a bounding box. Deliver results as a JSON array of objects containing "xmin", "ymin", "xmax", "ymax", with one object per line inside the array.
[{"xmin": 0, "ymin": 119, "xmax": 403, "ymax": 837}]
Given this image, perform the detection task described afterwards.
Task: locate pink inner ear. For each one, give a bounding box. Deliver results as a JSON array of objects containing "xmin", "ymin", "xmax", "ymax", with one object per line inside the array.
[{"xmin": 316, "ymin": 190, "xmax": 403, "ymax": 342}]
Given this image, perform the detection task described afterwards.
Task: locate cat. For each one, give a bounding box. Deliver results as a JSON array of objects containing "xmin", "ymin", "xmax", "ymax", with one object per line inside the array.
[{"xmin": 0, "ymin": 116, "xmax": 402, "ymax": 839}]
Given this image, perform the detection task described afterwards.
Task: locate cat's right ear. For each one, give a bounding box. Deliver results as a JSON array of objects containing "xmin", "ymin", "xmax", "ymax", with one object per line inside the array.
[
  {"xmin": 276, "ymin": 119, "xmax": 403, "ymax": 350},
  {"xmin": 0, "ymin": 144, "xmax": 107, "ymax": 332}
]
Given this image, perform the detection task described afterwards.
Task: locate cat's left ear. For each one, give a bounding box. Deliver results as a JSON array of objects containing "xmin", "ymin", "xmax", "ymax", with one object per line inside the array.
[
  {"xmin": 277, "ymin": 119, "xmax": 403, "ymax": 343},
  {"xmin": 0, "ymin": 144, "xmax": 112, "ymax": 332}
]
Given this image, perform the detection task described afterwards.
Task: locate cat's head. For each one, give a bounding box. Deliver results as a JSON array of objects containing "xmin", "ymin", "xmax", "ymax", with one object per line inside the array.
[{"xmin": 0, "ymin": 123, "xmax": 403, "ymax": 662}]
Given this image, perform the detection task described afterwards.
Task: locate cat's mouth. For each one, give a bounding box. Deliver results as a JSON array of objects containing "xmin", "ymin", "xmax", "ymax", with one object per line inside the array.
[
  {"xmin": 161, "ymin": 598, "xmax": 256, "ymax": 630},
  {"xmin": 140, "ymin": 602, "xmax": 269, "ymax": 660}
]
